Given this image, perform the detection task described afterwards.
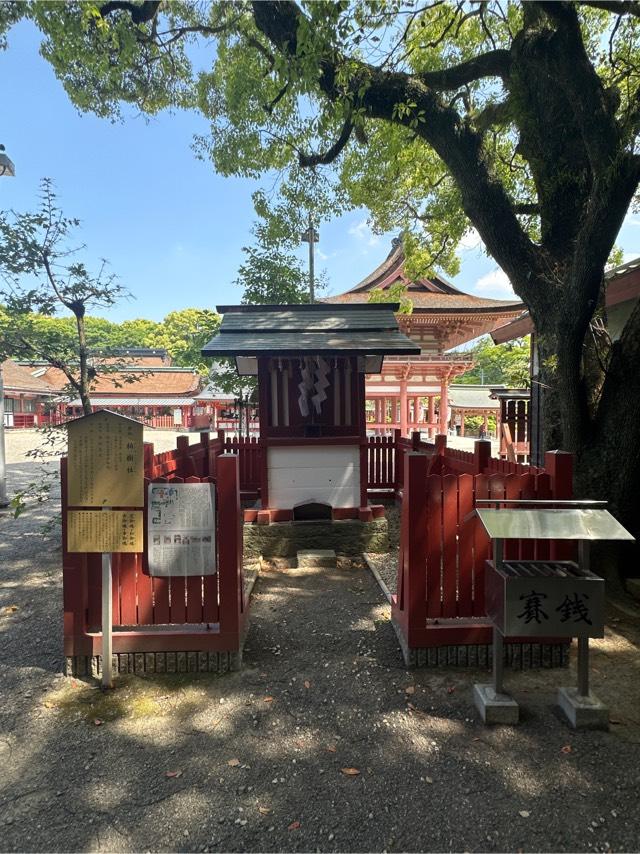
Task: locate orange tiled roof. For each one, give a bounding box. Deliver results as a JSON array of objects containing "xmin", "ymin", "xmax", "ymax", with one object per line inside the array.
[
  {"xmin": 2, "ymin": 360, "xmax": 55, "ymax": 394},
  {"xmin": 324, "ymin": 239, "xmax": 523, "ymax": 314},
  {"xmin": 30, "ymin": 366, "xmax": 200, "ymax": 396}
]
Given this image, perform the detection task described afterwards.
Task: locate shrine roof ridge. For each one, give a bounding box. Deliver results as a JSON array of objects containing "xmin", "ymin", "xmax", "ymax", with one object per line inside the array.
[{"xmin": 216, "ymin": 302, "xmax": 400, "ymax": 313}]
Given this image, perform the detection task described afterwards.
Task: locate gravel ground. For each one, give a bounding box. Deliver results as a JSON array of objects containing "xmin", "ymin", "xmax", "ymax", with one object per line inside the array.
[{"xmin": 2, "ymin": 440, "xmax": 640, "ymax": 852}]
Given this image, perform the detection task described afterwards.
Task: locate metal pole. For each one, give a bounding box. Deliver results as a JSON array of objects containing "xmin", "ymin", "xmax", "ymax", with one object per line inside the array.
[
  {"xmin": 101, "ymin": 508, "xmax": 113, "ymax": 688},
  {"xmin": 493, "ymin": 626, "xmax": 504, "ymax": 695},
  {"xmin": 308, "ymin": 212, "xmax": 315, "ymax": 304},
  {"xmin": 0, "ymin": 365, "xmax": 9, "ymax": 508},
  {"xmin": 577, "ymin": 636, "xmax": 589, "ymax": 698}
]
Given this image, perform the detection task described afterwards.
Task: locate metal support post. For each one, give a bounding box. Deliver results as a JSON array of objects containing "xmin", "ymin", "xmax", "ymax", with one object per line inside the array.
[
  {"xmin": 577, "ymin": 636, "xmax": 589, "ymax": 698},
  {"xmin": 493, "ymin": 627, "xmax": 504, "ymax": 695}
]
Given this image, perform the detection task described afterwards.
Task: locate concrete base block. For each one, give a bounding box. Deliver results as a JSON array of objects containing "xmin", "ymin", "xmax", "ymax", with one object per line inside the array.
[
  {"xmin": 557, "ymin": 686, "xmax": 609, "ymax": 731},
  {"xmin": 473, "ymin": 683, "xmax": 519, "ymax": 725},
  {"xmin": 297, "ymin": 549, "xmax": 337, "ymax": 568}
]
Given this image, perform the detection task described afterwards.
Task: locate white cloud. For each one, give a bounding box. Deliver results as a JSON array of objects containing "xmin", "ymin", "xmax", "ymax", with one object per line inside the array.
[
  {"xmin": 458, "ymin": 228, "xmax": 483, "ymax": 251},
  {"xmin": 474, "ymin": 267, "xmax": 516, "ymax": 298},
  {"xmin": 348, "ymin": 218, "xmax": 381, "ymax": 247}
]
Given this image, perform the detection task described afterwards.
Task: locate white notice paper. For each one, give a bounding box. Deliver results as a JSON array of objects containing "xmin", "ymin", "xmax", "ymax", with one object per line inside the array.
[{"xmin": 148, "ymin": 483, "xmax": 216, "ymax": 577}]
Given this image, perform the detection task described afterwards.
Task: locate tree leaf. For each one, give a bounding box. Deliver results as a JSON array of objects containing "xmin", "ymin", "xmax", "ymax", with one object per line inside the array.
[
  {"xmin": 165, "ymin": 770, "xmax": 182, "ymax": 778},
  {"xmin": 227, "ymin": 758, "xmax": 241, "ymax": 767},
  {"xmin": 341, "ymin": 767, "xmax": 360, "ymax": 776},
  {"xmin": 288, "ymin": 821, "xmax": 301, "ymax": 830}
]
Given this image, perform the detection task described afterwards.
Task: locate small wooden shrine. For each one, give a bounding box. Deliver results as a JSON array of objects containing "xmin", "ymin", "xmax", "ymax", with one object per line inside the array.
[{"xmin": 202, "ymin": 303, "xmax": 419, "ymax": 521}]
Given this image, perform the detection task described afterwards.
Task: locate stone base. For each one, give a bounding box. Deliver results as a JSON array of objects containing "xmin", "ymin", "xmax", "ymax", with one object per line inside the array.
[
  {"xmin": 557, "ymin": 686, "xmax": 609, "ymax": 730},
  {"xmin": 402, "ymin": 641, "xmax": 570, "ymax": 669},
  {"xmin": 297, "ymin": 549, "xmax": 337, "ymax": 568},
  {"xmin": 65, "ymin": 650, "xmax": 242, "ymax": 678},
  {"xmin": 474, "ymin": 683, "xmax": 520, "ymax": 725},
  {"xmin": 244, "ymin": 517, "xmax": 389, "ymax": 559}
]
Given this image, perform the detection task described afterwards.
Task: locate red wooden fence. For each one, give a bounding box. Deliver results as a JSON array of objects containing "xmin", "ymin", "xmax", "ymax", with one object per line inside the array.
[
  {"xmin": 392, "ymin": 449, "xmax": 574, "ymax": 653},
  {"xmin": 62, "ymin": 452, "xmax": 247, "ymax": 670}
]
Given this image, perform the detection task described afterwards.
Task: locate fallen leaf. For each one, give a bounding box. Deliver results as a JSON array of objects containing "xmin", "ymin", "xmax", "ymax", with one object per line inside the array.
[
  {"xmin": 264, "ymin": 696, "xmax": 274, "ymax": 703},
  {"xmin": 165, "ymin": 770, "xmax": 182, "ymax": 778},
  {"xmin": 325, "ymin": 745, "xmax": 337, "ymax": 753},
  {"xmin": 304, "ymin": 680, "xmax": 311, "ymax": 689},
  {"xmin": 407, "ymin": 702, "xmax": 417, "ymax": 711},
  {"xmin": 425, "ymin": 776, "xmax": 433, "ymax": 784},
  {"xmin": 405, "ymin": 685, "xmax": 415, "ymax": 695},
  {"xmin": 610, "ymin": 718, "xmax": 622, "ymax": 725},
  {"xmin": 227, "ymin": 758, "xmax": 241, "ymax": 767},
  {"xmin": 43, "ymin": 701, "xmax": 54, "ymax": 709},
  {"xmin": 341, "ymin": 767, "xmax": 361, "ymax": 776},
  {"xmin": 259, "ymin": 806, "xmax": 272, "ymax": 816},
  {"xmin": 561, "ymin": 745, "xmax": 572, "ymax": 754},
  {"xmin": 447, "ymin": 686, "xmax": 455, "ymax": 694},
  {"xmin": 519, "ymin": 810, "xmax": 530, "ymax": 818},
  {"xmin": 3, "ymin": 605, "xmax": 18, "ymax": 614},
  {"xmin": 288, "ymin": 821, "xmax": 301, "ymax": 831},
  {"xmin": 93, "ymin": 719, "xmax": 103, "ymax": 726}
]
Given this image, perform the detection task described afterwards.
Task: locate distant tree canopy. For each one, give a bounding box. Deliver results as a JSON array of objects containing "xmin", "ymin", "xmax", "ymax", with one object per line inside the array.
[
  {"xmin": 0, "ymin": 307, "xmax": 219, "ymax": 374},
  {"xmin": 457, "ymin": 336, "xmax": 530, "ymax": 388}
]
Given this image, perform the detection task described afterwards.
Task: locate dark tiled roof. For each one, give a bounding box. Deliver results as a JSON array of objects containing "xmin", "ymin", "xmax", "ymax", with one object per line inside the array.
[{"xmin": 203, "ymin": 304, "xmax": 420, "ymax": 357}]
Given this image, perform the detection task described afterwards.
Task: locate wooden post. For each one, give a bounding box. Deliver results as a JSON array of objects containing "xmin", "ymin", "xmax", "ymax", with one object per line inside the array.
[
  {"xmin": 399, "ymin": 380, "xmax": 408, "ymax": 437},
  {"xmin": 544, "ymin": 449, "xmax": 573, "ymax": 498},
  {"xmin": 435, "ymin": 433, "xmax": 447, "ymax": 457},
  {"xmin": 404, "ymin": 452, "xmax": 428, "ymax": 646},
  {"xmin": 411, "ymin": 430, "xmax": 421, "ymax": 451},
  {"xmin": 439, "ymin": 377, "xmax": 449, "ymax": 434},
  {"xmin": 460, "ymin": 408, "xmax": 465, "ymax": 437},
  {"xmin": 473, "ymin": 439, "xmax": 491, "ymax": 474},
  {"xmin": 217, "ymin": 454, "xmax": 243, "ymax": 644},
  {"xmin": 428, "ymin": 395, "xmax": 435, "ymax": 438}
]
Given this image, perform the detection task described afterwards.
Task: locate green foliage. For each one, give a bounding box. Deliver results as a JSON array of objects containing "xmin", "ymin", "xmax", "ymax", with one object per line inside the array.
[
  {"xmin": 457, "ymin": 336, "xmax": 530, "ymax": 388},
  {"xmin": 367, "ymin": 282, "xmax": 413, "ymax": 315},
  {"xmin": 148, "ymin": 308, "xmax": 220, "ymax": 373}
]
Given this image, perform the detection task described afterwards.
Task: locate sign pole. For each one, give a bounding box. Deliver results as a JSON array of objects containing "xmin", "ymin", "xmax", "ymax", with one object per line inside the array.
[{"xmin": 102, "ymin": 506, "xmax": 113, "ymax": 689}]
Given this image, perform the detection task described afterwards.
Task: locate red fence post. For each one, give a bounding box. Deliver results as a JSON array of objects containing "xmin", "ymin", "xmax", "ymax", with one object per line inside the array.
[
  {"xmin": 404, "ymin": 452, "xmax": 428, "ymax": 647},
  {"xmin": 411, "ymin": 430, "xmax": 421, "ymax": 451},
  {"xmin": 217, "ymin": 454, "xmax": 243, "ymax": 647},
  {"xmin": 473, "ymin": 439, "xmax": 491, "ymax": 474},
  {"xmin": 143, "ymin": 442, "xmax": 155, "ymax": 477},
  {"xmin": 435, "ymin": 433, "xmax": 447, "ymax": 457},
  {"xmin": 544, "ymin": 449, "xmax": 573, "ymax": 498}
]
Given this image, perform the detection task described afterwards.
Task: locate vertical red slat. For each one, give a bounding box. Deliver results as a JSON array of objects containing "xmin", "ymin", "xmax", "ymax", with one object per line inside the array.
[
  {"xmin": 119, "ymin": 552, "xmax": 138, "ymax": 625},
  {"xmin": 426, "ymin": 475, "xmax": 442, "ymax": 618},
  {"xmin": 473, "ymin": 474, "xmax": 490, "ymax": 616},
  {"xmin": 203, "ymin": 476, "xmax": 220, "ymax": 624},
  {"xmin": 136, "ymin": 553, "xmax": 154, "ymax": 624},
  {"xmin": 110, "ymin": 552, "xmax": 121, "ymax": 626},
  {"xmin": 504, "ymin": 474, "xmax": 521, "ymax": 560},
  {"xmin": 185, "ymin": 476, "xmax": 205, "ymax": 623},
  {"xmin": 442, "ymin": 474, "xmax": 458, "ymax": 617},
  {"xmin": 457, "ymin": 474, "xmax": 474, "ymax": 617}
]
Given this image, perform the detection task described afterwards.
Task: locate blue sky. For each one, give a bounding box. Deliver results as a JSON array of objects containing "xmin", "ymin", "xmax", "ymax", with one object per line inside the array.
[{"xmin": 0, "ymin": 19, "xmax": 638, "ymax": 324}]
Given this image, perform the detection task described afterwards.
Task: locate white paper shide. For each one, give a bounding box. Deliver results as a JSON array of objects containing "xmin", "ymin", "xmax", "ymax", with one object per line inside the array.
[{"xmin": 148, "ymin": 483, "xmax": 216, "ymax": 576}]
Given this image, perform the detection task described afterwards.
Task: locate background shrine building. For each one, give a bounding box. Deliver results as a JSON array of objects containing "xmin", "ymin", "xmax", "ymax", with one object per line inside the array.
[{"xmin": 325, "ymin": 238, "xmax": 523, "ymax": 437}]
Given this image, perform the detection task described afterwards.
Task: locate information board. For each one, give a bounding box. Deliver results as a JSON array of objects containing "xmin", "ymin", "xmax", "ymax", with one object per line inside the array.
[
  {"xmin": 67, "ymin": 510, "xmax": 143, "ymax": 553},
  {"xmin": 147, "ymin": 483, "xmax": 216, "ymax": 577},
  {"xmin": 68, "ymin": 410, "xmax": 143, "ymax": 508}
]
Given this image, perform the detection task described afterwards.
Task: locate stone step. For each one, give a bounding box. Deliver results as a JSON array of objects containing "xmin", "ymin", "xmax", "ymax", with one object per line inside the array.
[{"xmin": 296, "ymin": 549, "xmax": 337, "ymax": 569}]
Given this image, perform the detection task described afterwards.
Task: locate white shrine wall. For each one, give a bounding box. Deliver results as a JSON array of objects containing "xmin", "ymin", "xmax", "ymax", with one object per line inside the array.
[{"xmin": 267, "ymin": 445, "xmax": 360, "ymax": 509}]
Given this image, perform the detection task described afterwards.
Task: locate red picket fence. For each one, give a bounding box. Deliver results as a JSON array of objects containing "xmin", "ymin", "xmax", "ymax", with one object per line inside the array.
[
  {"xmin": 392, "ymin": 449, "xmax": 574, "ymax": 653},
  {"xmin": 223, "ymin": 436, "xmax": 261, "ymax": 493},
  {"xmin": 62, "ymin": 451, "xmax": 247, "ymax": 674}
]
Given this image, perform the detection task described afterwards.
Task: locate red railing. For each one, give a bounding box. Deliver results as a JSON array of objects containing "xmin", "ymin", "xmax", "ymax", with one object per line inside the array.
[
  {"xmin": 62, "ymin": 448, "xmax": 247, "ymax": 668},
  {"xmin": 392, "ymin": 449, "xmax": 574, "ymax": 651}
]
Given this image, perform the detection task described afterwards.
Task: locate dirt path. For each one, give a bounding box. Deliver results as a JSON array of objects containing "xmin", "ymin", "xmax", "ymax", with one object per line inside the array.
[{"xmin": 2, "ymin": 514, "xmax": 640, "ymax": 854}]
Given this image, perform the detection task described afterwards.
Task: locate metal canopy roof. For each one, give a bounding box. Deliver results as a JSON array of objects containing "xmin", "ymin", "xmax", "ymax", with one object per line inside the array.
[
  {"xmin": 202, "ymin": 304, "xmax": 421, "ymax": 360},
  {"xmin": 475, "ymin": 509, "xmax": 635, "ymax": 542}
]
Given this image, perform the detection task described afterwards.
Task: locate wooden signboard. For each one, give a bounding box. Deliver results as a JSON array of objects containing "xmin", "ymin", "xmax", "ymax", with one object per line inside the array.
[
  {"xmin": 67, "ymin": 410, "xmax": 144, "ymax": 508},
  {"xmin": 67, "ymin": 510, "xmax": 143, "ymax": 553}
]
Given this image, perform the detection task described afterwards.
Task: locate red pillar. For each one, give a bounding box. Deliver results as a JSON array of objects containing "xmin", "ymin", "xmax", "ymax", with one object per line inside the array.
[
  {"xmin": 399, "ymin": 380, "xmax": 408, "ymax": 437},
  {"xmin": 460, "ymin": 408, "xmax": 465, "ymax": 437},
  {"xmin": 427, "ymin": 395, "xmax": 435, "ymax": 439},
  {"xmin": 439, "ymin": 376, "xmax": 449, "ymax": 434}
]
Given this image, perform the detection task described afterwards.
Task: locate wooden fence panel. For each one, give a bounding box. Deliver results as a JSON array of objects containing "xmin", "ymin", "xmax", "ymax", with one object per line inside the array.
[
  {"xmin": 426, "ymin": 475, "xmax": 443, "ymax": 618},
  {"xmin": 457, "ymin": 474, "xmax": 474, "ymax": 617},
  {"xmin": 442, "ymin": 474, "xmax": 458, "ymax": 617}
]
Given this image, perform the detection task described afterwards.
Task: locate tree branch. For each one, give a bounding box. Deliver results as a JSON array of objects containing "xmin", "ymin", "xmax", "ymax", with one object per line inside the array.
[
  {"xmin": 99, "ymin": 1, "xmax": 160, "ymax": 25},
  {"xmin": 298, "ymin": 116, "xmax": 354, "ymax": 167},
  {"xmin": 251, "ymin": 0, "xmax": 541, "ymax": 300},
  {"xmin": 578, "ymin": 1, "xmax": 640, "ymax": 17},
  {"xmin": 419, "ymin": 49, "xmax": 511, "ymax": 90}
]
